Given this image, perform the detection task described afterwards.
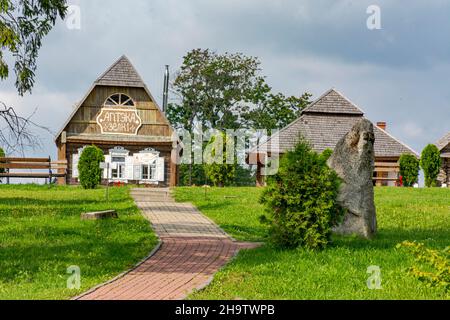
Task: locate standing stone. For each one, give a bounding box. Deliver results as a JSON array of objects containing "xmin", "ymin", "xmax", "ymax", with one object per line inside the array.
[{"xmin": 327, "ymin": 119, "xmax": 377, "ymax": 238}]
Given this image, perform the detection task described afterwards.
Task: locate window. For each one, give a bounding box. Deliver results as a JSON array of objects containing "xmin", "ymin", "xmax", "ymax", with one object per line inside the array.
[
  {"xmin": 104, "ymin": 93, "xmax": 135, "ymax": 107},
  {"xmin": 111, "ymin": 156, "xmax": 125, "ymax": 179},
  {"xmin": 141, "ymin": 161, "xmax": 157, "ymax": 180}
]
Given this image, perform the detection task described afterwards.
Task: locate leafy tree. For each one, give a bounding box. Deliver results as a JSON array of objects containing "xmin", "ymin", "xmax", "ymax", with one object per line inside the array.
[
  {"xmin": 259, "ymin": 138, "xmax": 344, "ymax": 250},
  {"xmin": 167, "ymin": 48, "xmax": 311, "ymax": 185},
  {"xmin": 242, "ymin": 89, "xmax": 311, "ymax": 130},
  {"xmin": 168, "ymin": 48, "xmax": 265, "ymax": 131},
  {"xmin": 1, "ymin": 0, "xmax": 67, "ymax": 95},
  {"xmin": 399, "ymin": 154, "xmax": 420, "ymax": 187},
  {"xmin": 78, "ymin": 145, "xmax": 104, "ymax": 189},
  {"xmin": 420, "ymin": 144, "xmax": 442, "ymax": 187},
  {"xmin": 204, "ymin": 132, "xmax": 235, "ymax": 187},
  {"xmin": 1, "ymin": 0, "xmax": 67, "ymax": 153}
]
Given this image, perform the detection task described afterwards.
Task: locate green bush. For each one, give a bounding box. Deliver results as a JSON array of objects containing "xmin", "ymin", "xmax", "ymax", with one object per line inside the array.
[
  {"xmin": 78, "ymin": 145, "xmax": 105, "ymax": 189},
  {"xmin": 320, "ymin": 148, "xmax": 333, "ymax": 162},
  {"xmin": 420, "ymin": 144, "xmax": 442, "ymax": 187},
  {"xmin": 399, "ymin": 154, "xmax": 420, "ymax": 187},
  {"xmin": 397, "ymin": 241, "xmax": 449, "ymax": 292},
  {"xmin": 259, "ymin": 139, "xmax": 344, "ymax": 250},
  {"xmin": 0, "ymin": 147, "xmax": 5, "ymax": 174}
]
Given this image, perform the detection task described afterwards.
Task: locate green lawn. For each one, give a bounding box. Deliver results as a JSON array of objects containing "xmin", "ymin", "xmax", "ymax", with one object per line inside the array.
[
  {"xmin": 0, "ymin": 185, "xmax": 157, "ymax": 300},
  {"xmin": 174, "ymin": 187, "xmax": 450, "ymax": 300}
]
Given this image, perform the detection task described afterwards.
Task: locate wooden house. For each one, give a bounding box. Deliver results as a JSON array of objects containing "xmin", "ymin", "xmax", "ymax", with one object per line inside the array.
[
  {"xmin": 436, "ymin": 132, "xmax": 450, "ymax": 187},
  {"xmin": 249, "ymin": 88, "xmax": 418, "ymax": 186},
  {"xmin": 55, "ymin": 55, "xmax": 177, "ymax": 187}
]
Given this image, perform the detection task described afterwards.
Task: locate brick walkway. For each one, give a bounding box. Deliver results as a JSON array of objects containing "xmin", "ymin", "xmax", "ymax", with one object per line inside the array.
[{"xmin": 76, "ymin": 188, "xmax": 258, "ymax": 300}]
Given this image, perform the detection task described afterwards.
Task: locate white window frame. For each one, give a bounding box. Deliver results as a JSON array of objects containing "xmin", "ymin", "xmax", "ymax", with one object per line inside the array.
[
  {"xmin": 141, "ymin": 160, "xmax": 157, "ymax": 181},
  {"xmin": 108, "ymin": 147, "xmax": 129, "ymax": 182}
]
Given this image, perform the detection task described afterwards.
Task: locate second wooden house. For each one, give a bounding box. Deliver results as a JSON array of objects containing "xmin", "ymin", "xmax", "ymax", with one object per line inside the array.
[{"xmin": 249, "ymin": 88, "xmax": 419, "ymax": 186}]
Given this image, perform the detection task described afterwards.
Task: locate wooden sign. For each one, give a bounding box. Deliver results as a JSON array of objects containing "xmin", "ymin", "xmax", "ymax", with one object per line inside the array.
[{"xmin": 96, "ymin": 108, "xmax": 142, "ymax": 135}]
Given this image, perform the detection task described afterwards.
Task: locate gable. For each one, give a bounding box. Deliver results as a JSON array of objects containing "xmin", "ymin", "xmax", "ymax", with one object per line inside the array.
[
  {"xmin": 436, "ymin": 132, "xmax": 450, "ymax": 152},
  {"xmin": 252, "ymin": 88, "xmax": 418, "ymax": 158},
  {"xmin": 95, "ymin": 55, "xmax": 145, "ymax": 87},
  {"xmin": 56, "ymin": 55, "xmax": 173, "ymax": 142}
]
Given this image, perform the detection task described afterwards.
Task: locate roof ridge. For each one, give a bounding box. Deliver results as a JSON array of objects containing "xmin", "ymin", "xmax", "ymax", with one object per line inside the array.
[
  {"xmin": 435, "ymin": 131, "xmax": 450, "ymax": 150},
  {"xmin": 95, "ymin": 55, "xmax": 145, "ymax": 87},
  {"xmin": 302, "ymin": 88, "xmax": 365, "ymax": 115}
]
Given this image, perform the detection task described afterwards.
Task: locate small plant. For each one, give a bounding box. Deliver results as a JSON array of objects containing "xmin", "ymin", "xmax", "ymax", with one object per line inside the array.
[
  {"xmin": 320, "ymin": 148, "xmax": 333, "ymax": 162},
  {"xmin": 78, "ymin": 145, "xmax": 105, "ymax": 189},
  {"xmin": 259, "ymin": 138, "xmax": 344, "ymax": 250},
  {"xmin": 397, "ymin": 241, "xmax": 449, "ymax": 292},
  {"xmin": 420, "ymin": 144, "xmax": 442, "ymax": 187},
  {"xmin": 399, "ymin": 154, "xmax": 420, "ymax": 187}
]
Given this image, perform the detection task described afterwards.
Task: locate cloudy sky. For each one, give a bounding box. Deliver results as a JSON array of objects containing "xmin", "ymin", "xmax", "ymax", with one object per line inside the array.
[{"xmin": 1, "ymin": 0, "xmax": 449, "ymax": 158}]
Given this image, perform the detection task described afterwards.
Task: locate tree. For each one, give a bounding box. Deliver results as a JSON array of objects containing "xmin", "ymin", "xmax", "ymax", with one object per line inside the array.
[
  {"xmin": 259, "ymin": 139, "xmax": 344, "ymax": 250},
  {"xmin": 1, "ymin": 0, "xmax": 67, "ymax": 95},
  {"xmin": 1, "ymin": 0, "xmax": 67, "ymax": 153},
  {"xmin": 167, "ymin": 48, "xmax": 311, "ymax": 185},
  {"xmin": 167, "ymin": 49, "xmax": 264, "ymax": 131},
  {"xmin": 204, "ymin": 132, "xmax": 235, "ymax": 187},
  {"xmin": 78, "ymin": 146, "xmax": 104, "ymax": 189},
  {"xmin": 399, "ymin": 154, "xmax": 420, "ymax": 187},
  {"xmin": 242, "ymin": 89, "xmax": 311, "ymax": 130},
  {"xmin": 420, "ymin": 144, "xmax": 442, "ymax": 187}
]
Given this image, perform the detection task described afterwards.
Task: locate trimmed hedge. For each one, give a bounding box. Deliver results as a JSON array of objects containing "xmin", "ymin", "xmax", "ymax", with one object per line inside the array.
[
  {"xmin": 78, "ymin": 145, "xmax": 105, "ymax": 189},
  {"xmin": 399, "ymin": 154, "xmax": 420, "ymax": 187},
  {"xmin": 420, "ymin": 144, "xmax": 442, "ymax": 187}
]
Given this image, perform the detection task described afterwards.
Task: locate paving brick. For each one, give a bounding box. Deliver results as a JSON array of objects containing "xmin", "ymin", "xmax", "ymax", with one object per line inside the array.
[{"xmin": 76, "ymin": 188, "xmax": 258, "ymax": 300}]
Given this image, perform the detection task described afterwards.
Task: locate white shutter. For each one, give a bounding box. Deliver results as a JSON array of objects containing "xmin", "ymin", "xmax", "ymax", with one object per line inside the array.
[
  {"xmin": 133, "ymin": 165, "xmax": 142, "ymax": 181},
  {"xmin": 72, "ymin": 154, "xmax": 80, "ymax": 178},
  {"xmin": 156, "ymin": 157, "xmax": 165, "ymax": 182},
  {"xmin": 125, "ymin": 156, "xmax": 133, "ymax": 180},
  {"xmin": 103, "ymin": 155, "xmax": 111, "ymax": 179}
]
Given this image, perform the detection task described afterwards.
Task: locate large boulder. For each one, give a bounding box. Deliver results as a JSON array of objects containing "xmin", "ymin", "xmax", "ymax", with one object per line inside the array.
[{"xmin": 327, "ymin": 119, "xmax": 377, "ymax": 238}]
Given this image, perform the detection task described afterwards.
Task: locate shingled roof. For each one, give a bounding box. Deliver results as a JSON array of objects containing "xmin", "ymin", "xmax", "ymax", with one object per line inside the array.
[
  {"xmin": 253, "ymin": 88, "xmax": 418, "ymax": 158},
  {"xmin": 302, "ymin": 88, "xmax": 364, "ymax": 115},
  {"xmin": 95, "ymin": 55, "xmax": 145, "ymax": 87},
  {"xmin": 435, "ymin": 132, "xmax": 450, "ymax": 158},
  {"xmin": 436, "ymin": 132, "xmax": 450, "ymax": 151}
]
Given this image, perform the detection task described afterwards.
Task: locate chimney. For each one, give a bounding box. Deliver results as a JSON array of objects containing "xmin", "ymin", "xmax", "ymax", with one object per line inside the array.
[
  {"xmin": 377, "ymin": 122, "xmax": 387, "ymax": 131},
  {"xmin": 162, "ymin": 65, "xmax": 169, "ymax": 112}
]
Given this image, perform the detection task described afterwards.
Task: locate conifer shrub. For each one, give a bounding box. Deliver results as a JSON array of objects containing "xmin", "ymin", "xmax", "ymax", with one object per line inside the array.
[
  {"xmin": 399, "ymin": 154, "xmax": 420, "ymax": 187},
  {"xmin": 78, "ymin": 145, "xmax": 104, "ymax": 189},
  {"xmin": 259, "ymin": 140, "xmax": 344, "ymax": 249}
]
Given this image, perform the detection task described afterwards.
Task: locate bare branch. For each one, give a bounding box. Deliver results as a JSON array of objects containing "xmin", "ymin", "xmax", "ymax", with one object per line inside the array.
[{"xmin": 0, "ymin": 100, "xmax": 52, "ymax": 155}]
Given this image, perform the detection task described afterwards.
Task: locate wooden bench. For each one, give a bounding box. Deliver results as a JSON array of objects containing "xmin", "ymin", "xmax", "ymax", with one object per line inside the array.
[{"xmin": 0, "ymin": 157, "xmax": 67, "ymax": 184}]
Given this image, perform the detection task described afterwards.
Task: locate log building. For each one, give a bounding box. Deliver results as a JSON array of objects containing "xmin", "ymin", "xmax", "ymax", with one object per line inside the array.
[
  {"xmin": 436, "ymin": 132, "xmax": 450, "ymax": 187},
  {"xmin": 249, "ymin": 88, "xmax": 419, "ymax": 187},
  {"xmin": 55, "ymin": 55, "xmax": 177, "ymax": 187}
]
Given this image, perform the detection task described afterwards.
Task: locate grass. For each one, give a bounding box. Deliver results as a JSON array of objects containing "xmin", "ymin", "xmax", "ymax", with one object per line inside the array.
[
  {"xmin": 173, "ymin": 187, "xmax": 450, "ymax": 300},
  {"xmin": 0, "ymin": 184, "xmax": 157, "ymax": 300}
]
